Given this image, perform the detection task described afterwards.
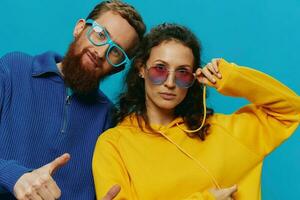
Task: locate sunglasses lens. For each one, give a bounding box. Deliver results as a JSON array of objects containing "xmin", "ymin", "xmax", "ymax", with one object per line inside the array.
[
  {"xmin": 147, "ymin": 66, "xmax": 195, "ymax": 88},
  {"xmin": 147, "ymin": 66, "xmax": 168, "ymax": 85},
  {"xmin": 175, "ymin": 70, "xmax": 195, "ymax": 88}
]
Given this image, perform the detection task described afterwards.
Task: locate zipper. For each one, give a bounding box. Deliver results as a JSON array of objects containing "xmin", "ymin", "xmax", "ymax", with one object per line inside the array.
[{"xmin": 61, "ymin": 88, "xmax": 72, "ymax": 133}]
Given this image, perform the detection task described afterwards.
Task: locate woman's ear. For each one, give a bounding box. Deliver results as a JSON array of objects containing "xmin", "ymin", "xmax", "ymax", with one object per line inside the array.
[
  {"xmin": 136, "ymin": 60, "xmax": 145, "ymax": 78},
  {"xmin": 139, "ymin": 69, "xmax": 145, "ymax": 78},
  {"xmin": 73, "ymin": 19, "xmax": 86, "ymax": 38}
]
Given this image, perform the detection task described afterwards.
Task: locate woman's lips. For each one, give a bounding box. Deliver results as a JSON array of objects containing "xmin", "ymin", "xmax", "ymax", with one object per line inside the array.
[{"xmin": 159, "ymin": 92, "xmax": 176, "ymax": 100}]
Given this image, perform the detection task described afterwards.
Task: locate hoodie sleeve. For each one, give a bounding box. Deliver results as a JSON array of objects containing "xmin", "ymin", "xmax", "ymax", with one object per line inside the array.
[
  {"xmin": 93, "ymin": 130, "xmax": 136, "ymax": 200},
  {"xmin": 210, "ymin": 59, "xmax": 300, "ymax": 156}
]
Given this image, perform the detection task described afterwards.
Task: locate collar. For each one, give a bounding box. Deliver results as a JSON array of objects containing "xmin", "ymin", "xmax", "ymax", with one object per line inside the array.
[
  {"xmin": 30, "ymin": 51, "xmax": 110, "ymax": 104},
  {"xmin": 120, "ymin": 114, "xmax": 185, "ymax": 133},
  {"xmin": 31, "ymin": 51, "xmax": 63, "ymax": 77},
  {"xmin": 66, "ymin": 87, "xmax": 74, "ymax": 96}
]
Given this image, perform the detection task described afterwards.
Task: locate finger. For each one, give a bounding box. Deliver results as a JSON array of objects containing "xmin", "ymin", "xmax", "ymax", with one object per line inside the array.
[
  {"xmin": 217, "ymin": 58, "xmax": 222, "ymax": 64},
  {"xmin": 224, "ymin": 185, "xmax": 238, "ymax": 196},
  {"xmin": 28, "ymin": 191, "xmax": 43, "ymax": 200},
  {"xmin": 102, "ymin": 185, "xmax": 121, "ymax": 200},
  {"xmin": 206, "ymin": 63, "xmax": 220, "ymax": 78},
  {"xmin": 211, "ymin": 58, "xmax": 222, "ymax": 78},
  {"xmin": 208, "ymin": 62, "xmax": 222, "ymax": 79},
  {"xmin": 195, "ymin": 69, "xmax": 211, "ymax": 85},
  {"xmin": 202, "ymin": 67, "xmax": 216, "ymax": 83},
  {"xmin": 211, "ymin": 59, "xmax": 219, "ymax": 72},
  {"xmin": 46, "ymin": 177, "xmax": 61, "ymax": 199},
  {"xmin": 37, "ymin": 185, "xmax": 55, "ymax": 200},
  {"xmin": 197, "ymin": 76, "xmax": 211, "ymax": 85},
  {"xmin": 23, "ymin": 188, "xmax": 39, "ymax": 200},
  {"xmin": 14, "ymin": 188, "xmax": 29, "ymax": 200},
  {"xmin": 195, "ymin": 68, "xmax": 202, "ymax": 76},
  {"xmin": 20, "ymin": 195, "xmax": 30, "ymax": 200},
  {"xmin": 14, "ymin": 173, "xmax": 35, "ymax": 200},
  {"xmin": 14, "ymin": 182, "xmax": 27, "ymax": 199},
  {"xmin": 46, "ymin": 153, "xmax": 70, "ymax": 175}
]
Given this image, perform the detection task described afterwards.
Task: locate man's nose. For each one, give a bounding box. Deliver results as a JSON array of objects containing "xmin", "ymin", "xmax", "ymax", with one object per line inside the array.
[{"xmin": 94, "ymin": 44, "xmax": 109, "ymax": 60}]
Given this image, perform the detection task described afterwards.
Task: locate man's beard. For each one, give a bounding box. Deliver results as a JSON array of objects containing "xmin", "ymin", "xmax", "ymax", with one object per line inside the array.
[{"xmin": 61, "ymin": 40, "xmax": 101, "ymax": 96}]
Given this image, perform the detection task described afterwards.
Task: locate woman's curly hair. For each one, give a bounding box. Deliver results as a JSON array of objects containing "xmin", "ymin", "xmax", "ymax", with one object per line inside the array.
[{"xmin": 113, "ymin": 23, "xmax": 214, "ymax": 140}]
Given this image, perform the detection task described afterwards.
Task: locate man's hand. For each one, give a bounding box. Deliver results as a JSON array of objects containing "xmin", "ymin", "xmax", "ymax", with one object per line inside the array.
[
  {"xmin": 102, "ymin": 185, "xmax": 121, "ymax": 200},
  {"xmin": 13, "ymin": 153, "xmax": 70, "ymax": 200},
  {"xmin": 209, "ymin": 185, "xmax": 238, "ymax": 200}
]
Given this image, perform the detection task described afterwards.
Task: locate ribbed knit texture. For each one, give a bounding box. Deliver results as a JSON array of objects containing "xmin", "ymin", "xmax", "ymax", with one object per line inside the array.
[{"xmin": 0, "ymin": 52, "xmax": 113, "ymax": 199}]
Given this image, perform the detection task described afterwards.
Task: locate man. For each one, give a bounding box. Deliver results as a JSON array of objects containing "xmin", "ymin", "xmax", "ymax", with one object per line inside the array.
[{"xmin": 0, "ymin": 0, "xmax": 145, "ymax": 199}]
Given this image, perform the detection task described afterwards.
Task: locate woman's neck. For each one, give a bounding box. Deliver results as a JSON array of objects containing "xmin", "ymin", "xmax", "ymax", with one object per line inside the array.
[{"xmin": 146, "ymin": 102, "xmax": 175, "ymax": 126}]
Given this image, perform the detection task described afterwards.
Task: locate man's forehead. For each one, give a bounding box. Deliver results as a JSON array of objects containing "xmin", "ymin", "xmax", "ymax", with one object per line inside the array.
[{"xmin": 94, "ymin": 11, "xmax": 138, "ymax": 51}]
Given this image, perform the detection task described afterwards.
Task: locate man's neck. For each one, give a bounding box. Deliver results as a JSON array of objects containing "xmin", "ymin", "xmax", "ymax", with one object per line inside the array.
[{"xmin": 56, "ymin": 62, "xmax": 64, "ymax": 77}]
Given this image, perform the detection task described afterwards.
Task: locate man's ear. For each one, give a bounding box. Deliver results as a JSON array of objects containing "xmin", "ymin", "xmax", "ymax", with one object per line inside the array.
[{"xmin": 73, "ymin": 19, "xmax": 86, "ymax": 38}]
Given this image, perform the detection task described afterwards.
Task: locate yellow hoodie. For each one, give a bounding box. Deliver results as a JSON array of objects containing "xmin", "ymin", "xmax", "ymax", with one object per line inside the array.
[{"xmin": 93, "ymin": 59, "xmax": 300, "ymax": 200}]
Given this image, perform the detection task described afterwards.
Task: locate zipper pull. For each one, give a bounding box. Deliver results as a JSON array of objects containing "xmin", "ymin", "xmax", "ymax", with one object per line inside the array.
[
  {"xmin": 66, "ymin": 87, "xmax": 73, "ymax": 104},
  {"xmin": 66, "ymin": 95, "xmax": 71, "ymax": 104}
]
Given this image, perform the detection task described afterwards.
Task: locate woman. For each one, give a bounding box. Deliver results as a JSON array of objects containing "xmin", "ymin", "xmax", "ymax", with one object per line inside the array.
[{"xmin": 92, "ymin": 23, "xmax": 300, "ymax": 199}]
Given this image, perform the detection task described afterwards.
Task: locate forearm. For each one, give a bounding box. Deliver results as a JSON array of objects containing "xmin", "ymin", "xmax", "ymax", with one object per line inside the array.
[
  {"xmin": 93, "ymin": 134, "xmax": 133, "ymax": 200},
  {"xmin": 215, "ymin": 59, "xmax": 300, "ymax": 122}
]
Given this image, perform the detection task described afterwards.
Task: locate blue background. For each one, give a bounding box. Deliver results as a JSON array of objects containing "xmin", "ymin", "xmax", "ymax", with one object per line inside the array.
[{"xmin": 1, "ymin": 0, "xmax": 299, "ymax": 199}]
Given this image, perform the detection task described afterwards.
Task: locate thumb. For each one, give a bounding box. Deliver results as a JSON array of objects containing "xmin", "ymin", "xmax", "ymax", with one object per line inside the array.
[
  {"xmin": 225, "ymin": 184, "xmax": 238, "ymax": 195},
  {"xmin": 46, "ymin": 153, "xmax": 71, "ymax": 175},
  {"xmin": 102, "ymin": 185, "xmax": 121, "ymax": 200}
]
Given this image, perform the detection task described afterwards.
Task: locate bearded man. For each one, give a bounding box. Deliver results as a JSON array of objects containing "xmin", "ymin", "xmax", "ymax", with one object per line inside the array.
[{"xmin": 0, "ymin": 1, "xmax": 145, "ymax": 199}]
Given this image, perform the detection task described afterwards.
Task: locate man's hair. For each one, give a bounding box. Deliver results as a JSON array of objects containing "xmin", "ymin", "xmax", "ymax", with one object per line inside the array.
[
  {"xmin": 86, "ymin": 0, "xmax": 145, "ymax": 42},
  {"xmin": 86, "ymin": 1, "xmax": 146, "ymax": 73},
  {"xmin": 113, "ymin": 23, "xmax": 214, "ymax": 140}
]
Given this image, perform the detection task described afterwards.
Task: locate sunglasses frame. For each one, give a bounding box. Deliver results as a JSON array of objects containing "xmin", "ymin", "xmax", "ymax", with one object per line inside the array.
[{"xmin": 145, "ymin": 65, "xmax": 196, "ymax": 88}]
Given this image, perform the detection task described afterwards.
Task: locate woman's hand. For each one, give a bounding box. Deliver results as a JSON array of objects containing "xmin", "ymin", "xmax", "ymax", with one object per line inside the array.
[
  {"xmin": 196, "ymin": 58, "xmax": 222, "ymax": 85},
  {"xmin": 209, "ymin": 185, "xmax": 238, "ymax": 200},
  {"xmin": 102, "ymin": 185, "xmax": 121, "ymax": 200}
]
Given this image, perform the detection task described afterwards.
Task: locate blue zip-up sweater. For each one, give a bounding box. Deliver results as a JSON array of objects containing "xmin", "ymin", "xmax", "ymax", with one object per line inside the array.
[{"xmin": 0, "ymin": 51, "xmax": 113, "ymax": 199}]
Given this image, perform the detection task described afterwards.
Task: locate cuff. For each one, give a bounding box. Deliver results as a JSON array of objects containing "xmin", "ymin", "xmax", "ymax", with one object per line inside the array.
[{"xmin": 0, "ymin": 160, "xmax": 32, "ymax": 193}]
